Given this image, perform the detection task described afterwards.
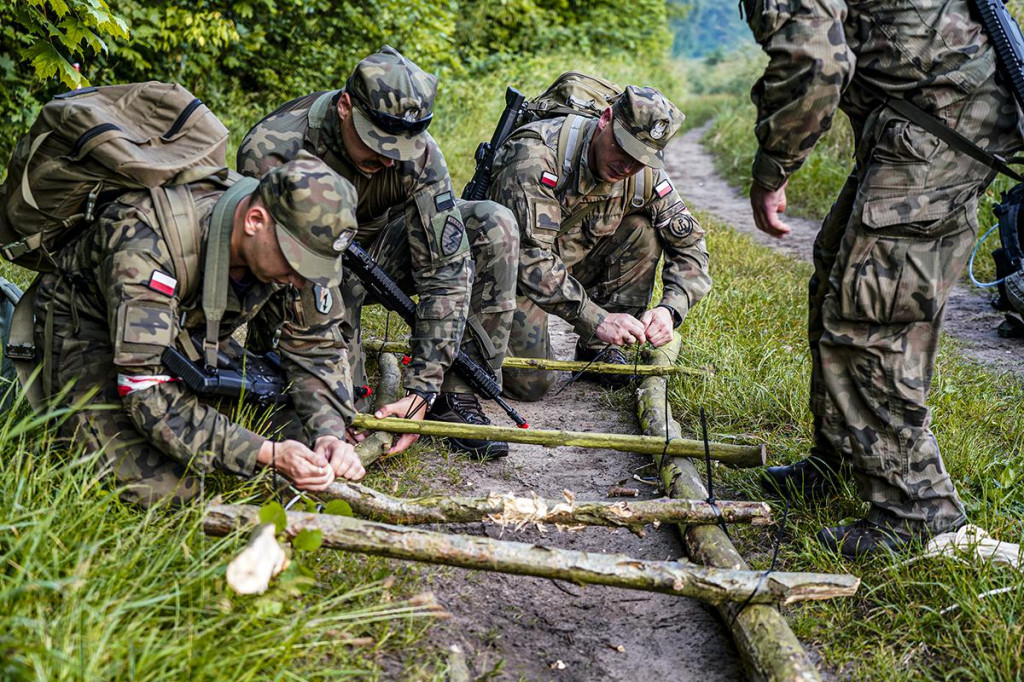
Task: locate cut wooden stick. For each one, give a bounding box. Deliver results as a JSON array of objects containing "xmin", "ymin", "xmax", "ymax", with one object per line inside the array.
[
  {"xmin": 353, "ymin": 351, "xmax": 402, "ymax": 466},
  {"xmin": 361, "ymin": 339, "xmax": 706, "ymax": 376},
  {"xmin": 312, "ymin": 481, "xmax": 773, "ymax": 530},
  {"xmin": 638, "ymin": 334, "xmax": 830, "ymax": 681},
  {"xmin": 350, "ymin": 414, "xmax": 767, "ymax": 468},
  {"xmin": 205, "ymin": 504, "xmax": 860, "ymax": 606}
]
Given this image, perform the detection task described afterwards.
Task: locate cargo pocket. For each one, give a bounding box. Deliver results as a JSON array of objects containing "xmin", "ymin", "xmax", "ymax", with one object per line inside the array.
[
  {"xmin": 114, "ymin": 300, "xmax": 176, "ymax": 366},
  {"xmin": 840, "ymin": 187, "xmax": 976, "ymax": 325}
]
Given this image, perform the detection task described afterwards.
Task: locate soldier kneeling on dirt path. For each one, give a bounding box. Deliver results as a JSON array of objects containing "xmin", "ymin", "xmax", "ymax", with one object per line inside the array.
[
  {"xmin": 238, "ymin": 46, "xmax": 518, "ymax": 462},
  {"xmin": 488, "ymin": 82, "xmax": 711, "ymax": 399},
  {"xmin": 744, "ymin": 0, "xmax": 1024, "ymax": 557}
]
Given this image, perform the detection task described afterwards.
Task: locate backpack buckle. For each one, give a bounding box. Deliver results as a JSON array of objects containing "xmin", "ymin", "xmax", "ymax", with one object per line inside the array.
[
  {"xmin": 5, "ymin": 342, "xmax": 37, "ymax": 361},
  {"xmin": 2, "ymin": 240, "xmax": 29, "ymax": 261}
]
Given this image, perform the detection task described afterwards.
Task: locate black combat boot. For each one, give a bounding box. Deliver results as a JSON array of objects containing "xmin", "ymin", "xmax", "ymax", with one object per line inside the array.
[
  {"xmin": 815, "ymin": 519, "xmax": 928, "ymax": 559},
  {"xmin": 426, "ymin": 392, "xmax": 509, "ymax": 461},
  {"xmin": 758, "ymin": 456, "xmax": 846, "ymax": 501},
  {"xmin": 574, "ymin": 344, "xmax": 634, "ymax": 389}
]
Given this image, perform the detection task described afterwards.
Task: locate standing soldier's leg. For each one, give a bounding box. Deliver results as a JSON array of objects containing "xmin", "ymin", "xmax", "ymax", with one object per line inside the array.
[
  {"xmin": 502, "ymin": 295, "xmax": 557, "ymax": 401},
  {"xmin": 34, "ymin": 274, "xmax": 200, "ymax": 507}
]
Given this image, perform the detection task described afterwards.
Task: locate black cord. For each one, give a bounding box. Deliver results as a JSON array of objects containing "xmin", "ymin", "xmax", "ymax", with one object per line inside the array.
[
  {"xmin": 730, "ymin": 497, "xmax": 790, "ymax": 626},
  {"xmin": 553, "ymin": 343, "xmax": 615, "ymax": 396},
  {"xmin": 701, "ymin": 407, "xmax": 732, "ymax": 543}
]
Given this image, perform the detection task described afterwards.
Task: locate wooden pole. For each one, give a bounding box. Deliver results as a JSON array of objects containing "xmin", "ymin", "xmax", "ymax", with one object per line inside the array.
[
  {"xmin": 361, "ymin": 339, "xmax": 706, "ymax": 377},
  {"xmin": 313, "ymin": 481, "xmax": 774, "ymax": 531},
  {"xmin": 350, "ymin": 414, "xmax": 767, "ymax": 468},
  {"xmin": 353, "ymin": 351, "xmax": 402, "ymax": 466},
  {"xmin": 205, "ymin": 504, "xmax": 859, "ymax": 606},
  {"xmin": 638, "ymin": 334, "xmax": 827, "ymax": 681}
]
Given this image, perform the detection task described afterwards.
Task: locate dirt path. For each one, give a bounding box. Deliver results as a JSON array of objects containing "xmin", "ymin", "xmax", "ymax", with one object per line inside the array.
[
  {"xmin": 422, "ymin": 320, "xmax": 744, "ymax": 681},
  {"xmin": 666, "ymin": 122, "xmax": 1024, "ymax": 379}
]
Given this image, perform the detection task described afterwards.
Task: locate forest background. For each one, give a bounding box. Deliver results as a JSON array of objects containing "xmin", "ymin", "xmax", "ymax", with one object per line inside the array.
[{"xmin": 2, "ymin": 1, "xmax": 1024, "ymax": 680}]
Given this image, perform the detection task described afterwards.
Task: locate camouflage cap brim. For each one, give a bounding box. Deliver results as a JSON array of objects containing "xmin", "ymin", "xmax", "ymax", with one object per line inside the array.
[
  {"xmin": 275, "ymin": 223, "xmax": 345, "ymax": 288},
  {"xmin": 612, "ymin": 119, "xmax": 665, "ymax": 169},
  {"xmin": 351, "ymin": 105, "xmax": 425, "ymax": 161}
]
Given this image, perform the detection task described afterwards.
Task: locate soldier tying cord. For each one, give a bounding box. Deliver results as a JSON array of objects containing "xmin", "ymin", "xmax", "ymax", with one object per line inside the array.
[{"xmin": 488, "ymin": 84, "xmax": 711, "ymax": 399}]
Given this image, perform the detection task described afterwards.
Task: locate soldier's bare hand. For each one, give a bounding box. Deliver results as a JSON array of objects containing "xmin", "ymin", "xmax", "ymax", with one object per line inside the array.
[
  {"xmin": 750, "ymin": 180, "xmax": 792, "ymax": 238},
  {"xmin": 641, "ymin": 307, "xmax": 674, "ymax": 347},
  {"xmin": 345, "ymin": 426, "xmax": 368, "ymax": 445},
  {"xmin": 375, "ymin": 394, "xmax": 429, "ymax": 455},
  {"xmin": 258, "ymin": 439, "xmax": 335, "ymax": 490},
  {"xmin": 315, "ymin": 435, "xmax": 365, "ymax": 482},
  {"xmin": 595, "ymin": 313, "xmax": 646, "ymax": 347}
]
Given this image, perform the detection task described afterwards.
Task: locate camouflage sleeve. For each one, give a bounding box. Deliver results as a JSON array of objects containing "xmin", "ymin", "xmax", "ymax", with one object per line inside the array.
[
  {"xmin": 648, "ymin": 172, "xmax": 711, "ymax": 326},
  {"xmin": 746, "ymin": 0, "xmax": 853, "ymax": 190},
  {"xmin": 100, "ymin": 212, "xmax": 265, "ymax": 478},
  {"xmin": 236, "ymin": 119, "xmax": 307, "ymax": 178},
  {"xmin": 489, "ymin": 136, "xmax": 607, "ymax": 342},
  {"xmin": 402, "ymin": 138, "xmax": 473, "ymax": 394},
  {"xmin": 271, "ymin": 284, "xmax": 356, "ymax": 439}
]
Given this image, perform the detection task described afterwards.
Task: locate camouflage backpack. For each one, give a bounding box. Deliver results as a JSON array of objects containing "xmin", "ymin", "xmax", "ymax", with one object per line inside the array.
[
  {"xmin": 0, "ymin": 81, "xmax": 229, "ymax": 296},
  {"xmin": 516, "ymin": 72, "xmax": 656, "ymax": 225}
]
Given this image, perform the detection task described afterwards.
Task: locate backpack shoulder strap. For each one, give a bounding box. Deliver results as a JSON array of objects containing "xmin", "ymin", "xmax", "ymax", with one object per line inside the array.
[
  {"xmin": 201, "ymin": 176, "xmax": 259, "ymax": 368},
  {"xmin": 149, "ymin": 185, "xmax": 200, "ymax": 303},
  {"xmin": 554, "ymin": 114, "xmax": 587, "ymax": 194},
  {"xmin": 307, "ymin": 90, "xmax": 341, "ymax": 151}
]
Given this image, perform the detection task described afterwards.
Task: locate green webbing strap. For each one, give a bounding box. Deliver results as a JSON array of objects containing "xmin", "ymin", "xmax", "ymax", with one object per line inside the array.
[
  {"xmin": 886, "ymin": 97, "xmax": 1024, "ymax": 182},
  {"xmin": 307, "ymin": 90, "xmax": 340, "ymax": 151},
  {"xmin": 203, "ymin": 176, "xmax": 258, "ymax": 369},
  {"xmin": 151, "ymin": 186, "xmax": 197, "ymax": 305}
]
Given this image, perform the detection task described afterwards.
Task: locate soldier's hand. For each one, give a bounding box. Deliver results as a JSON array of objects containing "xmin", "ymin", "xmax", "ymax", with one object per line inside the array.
[
  {"xmin": 345, "ymin": 426, "xmax": 368, "ymax": 445},
  {"xmin": 258, "ymin": 439, "xmax": 335, "ymax": 490},
  {"xmin": 375, "ymin": 394, "xmax": 429, "ymax": 455},
  {"xmin": 750, "ymin": 180, "xmax": 792, "ymax": 238},
  {"xmin": 641, "ymin": 307, "xmax": 674, "ymax": 347},
  {"xmin": 595, "ymin": 313, "xmax": 647, "ymax": 347},
  {"xmin": 314, "ymin": 435, "xmax": 365, "ymax": 482}
]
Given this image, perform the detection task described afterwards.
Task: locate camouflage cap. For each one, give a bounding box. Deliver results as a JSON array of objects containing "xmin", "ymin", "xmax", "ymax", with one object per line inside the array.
[
  {"xmin": 258, "ymin": 150, "xmax": 357, "ymax": 287},
  {"xmin": 610, "ymin": 85, "xmax": 684, "ymax": 169},
  {"xmin": 345, "ymin": 45, "xmax": 437, "ymax": 162}
]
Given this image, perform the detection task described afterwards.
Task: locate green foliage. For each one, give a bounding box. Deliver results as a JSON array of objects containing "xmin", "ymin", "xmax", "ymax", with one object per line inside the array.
[{"xmin": 670, "ymin": 0, "xmax": 754, "ymax": 59}]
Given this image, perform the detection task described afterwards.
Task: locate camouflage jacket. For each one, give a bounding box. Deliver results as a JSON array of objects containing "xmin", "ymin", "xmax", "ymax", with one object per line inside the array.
[
  {"xmin": 237, "ymin": 91, "xmax": 472, "ymax": 394},
  {"xmin": 489, "ymin": 116, "xmax": 711, "ymax": 340},
  {"xmin": 53, "ymin": 182, "xmax": 355, "ymax": 478},
  {"xmin": 744, "ymin": 0, "xmax": 1017, "ymax": 191}
]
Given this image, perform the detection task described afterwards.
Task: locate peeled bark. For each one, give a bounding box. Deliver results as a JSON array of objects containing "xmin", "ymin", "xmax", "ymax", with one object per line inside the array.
[
  {"xmin": 205, "ymin": 504, "xmax": 860, "ymax": 606},
  {"xmin": 313, "ymin": 482, "xmax": 774, "ymax": 531},
  {"xmin": 350, "ymin": 414, "xmax": 766, "ymax": 468}
]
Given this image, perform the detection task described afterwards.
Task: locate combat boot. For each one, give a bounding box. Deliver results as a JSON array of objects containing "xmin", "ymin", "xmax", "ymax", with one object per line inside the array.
[
  {"xmin": 426, "ymin": 392, "xmax": 509, "ymax": 461},
  {"xmin": 816, "ymin": 519, "xmax": 928, "ymax": 559},
  {"xmin": 758, "ymin": 456, "xmax": 846, "ymax": 501},
  {"xmin": 574, "ymin": 343, "xmax": 634, "ymax": 389}
]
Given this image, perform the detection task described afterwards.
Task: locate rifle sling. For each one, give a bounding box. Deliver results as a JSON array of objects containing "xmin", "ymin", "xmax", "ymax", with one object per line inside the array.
[{"xmin": 886, "ymin": 97, "xmax": 1024, "ymax": 182}]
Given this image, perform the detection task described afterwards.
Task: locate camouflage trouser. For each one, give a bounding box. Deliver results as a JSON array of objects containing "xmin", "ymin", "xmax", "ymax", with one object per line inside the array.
[
  {"xmin": 808, "ymin": 80, "xmax": 1021, "ymax": 534},
  {"xmin": 503, "ymin": 214, "xmax": 660, "ymax": 401},
  {"xmin": 33, "ymin": 274, "xmax": 300, "ymax": 508},
  {"xmin": 343, "ymin": 199, "xmax": 518, "ymax": 401}
]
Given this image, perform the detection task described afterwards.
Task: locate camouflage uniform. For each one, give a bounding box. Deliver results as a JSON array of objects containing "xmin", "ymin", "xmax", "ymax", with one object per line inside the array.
[
  {"xmin": 33, "ymin": 155, "xmax": 358, "ymax": 506},
  {"xmin": 746, "ymin": 0, "xmax": 1023, "ymax": 534},
  {"xmin": 490, "ymin": 86, "xmax": 712, "ymax": 400},
  {"xmin": 238, "ymin": 48, "xmax": 518, "ymax": 401}
]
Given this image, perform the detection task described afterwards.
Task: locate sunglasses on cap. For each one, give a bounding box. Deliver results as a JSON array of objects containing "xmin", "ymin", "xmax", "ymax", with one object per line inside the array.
[{"xmin": 349, "ymin": 88, "xmax": 433, "ymax": 135}]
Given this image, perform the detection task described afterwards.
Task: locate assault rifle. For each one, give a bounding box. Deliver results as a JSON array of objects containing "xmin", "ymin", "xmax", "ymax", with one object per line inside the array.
[
  {"xmin": 461, "ymin": 87, "xmax": 526, "ymax": 201},
  {"xmin": 161, "ymin": 335, "xmax": 288, "ymax": 405},
  {"xmin": 343, "ymin": 241, "xmax": 529, "ymax": 428},
  {"xmin": 972, "ymin": 0, "xmax": 1024, "ymax": 109}
]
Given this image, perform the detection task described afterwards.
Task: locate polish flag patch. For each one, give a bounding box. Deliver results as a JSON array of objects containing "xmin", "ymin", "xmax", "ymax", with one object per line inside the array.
[
  {"xmin": 117, "ymin": 374, "xmax": 179, "ymax": 397},
  {"xmin": 540, "ymin": 171, "xmax": 558, "ymax": 188},
  {"xmin": 148, "ymin": 270, "xmax": 178, "ymax": 297},
  {"xmin": 654, "ymin": 179, "xmax": 674, "ymax": 198}
]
